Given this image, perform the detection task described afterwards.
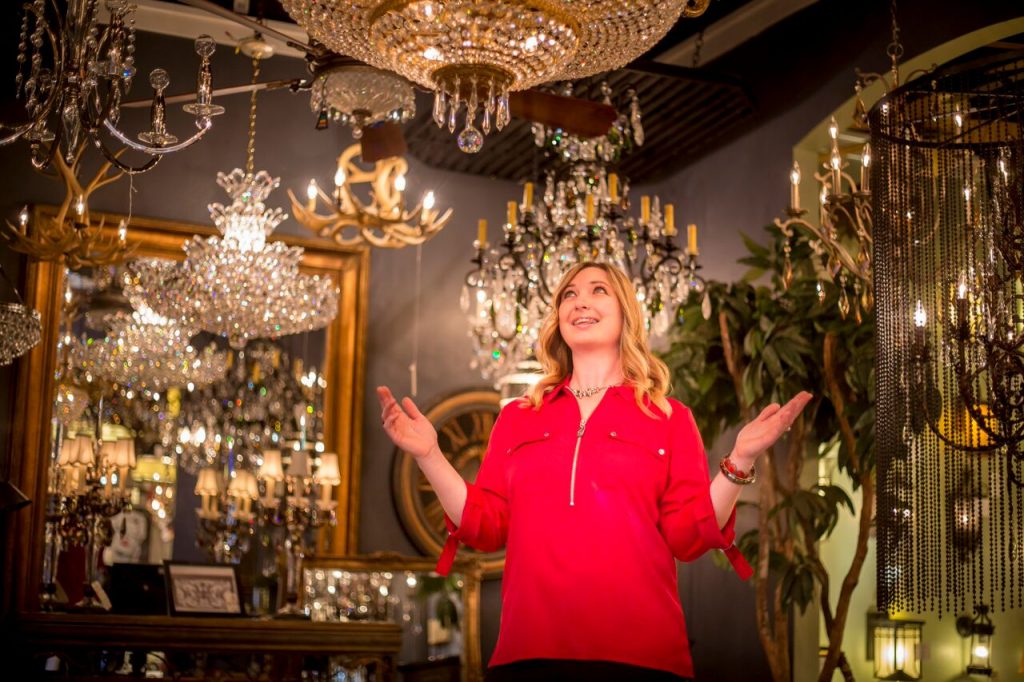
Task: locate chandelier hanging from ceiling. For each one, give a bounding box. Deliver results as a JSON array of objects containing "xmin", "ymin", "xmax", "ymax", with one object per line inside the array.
[
  {"xmin": 310, "ymin": 65, "xmax": 416, "ymax": 137},
  {"xmin": 462, "ymin": 84, "xmax": 706, "ymax": 381},
  {"xmin": 278, "ymin": 0, "xmax": 709, "ymax": 152},
  {"xmin": 873, "ymin": 54, "xmax": 1024, "ymax": 615},
  {"xmin": 131, "ymin": 58, "xmax": 338, "ymax": 349},
  {"xmin": 4, "ymin": 1, "xmax": 224, "ymax": 172},
  {"xmin": 289, "ymin": 143, "xmax": 452, "ymax": 249}
]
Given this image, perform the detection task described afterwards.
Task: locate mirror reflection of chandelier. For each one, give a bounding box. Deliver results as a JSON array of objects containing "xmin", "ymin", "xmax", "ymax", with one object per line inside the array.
[
  {"xmin": 462, "ymin": 86, "xmax": 706, "ymax": 381},
  {"xmin": 278, "ymin": 0, "xmax": 709, "ymax": 152},
  {"xmin": 131, "ymin": 58, "xmax": 339, "ymax": 349},
  {"xmin": 289, "ymin": 143, "xmax": 452, "ymax": 249},
  {"xmin": 5, "ymin": 1, "xmax": 223, "ymax": 171}
]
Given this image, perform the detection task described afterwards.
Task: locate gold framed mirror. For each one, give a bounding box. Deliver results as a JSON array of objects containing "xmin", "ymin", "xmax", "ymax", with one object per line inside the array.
[{"xmin": 2, "ymin": 206, "xmax": 369, "ymax": 614}]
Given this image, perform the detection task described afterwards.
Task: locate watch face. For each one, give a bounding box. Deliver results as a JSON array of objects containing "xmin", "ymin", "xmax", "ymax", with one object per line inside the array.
[{"xmin": 392, "ymin": 390, "xmax": 505, "ymax": 575}]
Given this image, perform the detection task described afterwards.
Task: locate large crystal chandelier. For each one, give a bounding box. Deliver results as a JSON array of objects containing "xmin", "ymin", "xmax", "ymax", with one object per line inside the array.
[
  {"xmin": 131, "ymin": 59, "xmax": 338, "ymax": 349},
  {"xmin": 462, "ymin": 86, "xmax": 706, "ymax": 381},
  {"xmin": 290, "ymin": 143, "xmax": 451, "ymax": 249},
  {"xmin": 4, "ymin": 1, "xmax": 223, "ymax": 171},
  {"xmin": 279, "ymin": 0, "xmax": 709, "ymax": 152}
]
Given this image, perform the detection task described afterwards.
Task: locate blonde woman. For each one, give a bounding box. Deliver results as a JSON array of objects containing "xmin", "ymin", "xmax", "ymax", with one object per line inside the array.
[{"xmin": 378, "ymin": 262, "xmax": 811, "ymax": 682}]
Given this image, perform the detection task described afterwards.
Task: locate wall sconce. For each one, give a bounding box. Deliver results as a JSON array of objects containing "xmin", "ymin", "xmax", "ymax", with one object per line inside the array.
[
  {"xmin": 867, "ymin": 613, "xmax": 924, "ymax": 680},
  {"xmin": 956, "ymin": 604, "xmax": 994, "ymax": 677}
]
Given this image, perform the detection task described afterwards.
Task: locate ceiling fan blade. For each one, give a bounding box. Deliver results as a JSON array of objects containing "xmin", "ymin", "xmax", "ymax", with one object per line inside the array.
[
  {"xmin": 360, "ymin": 123, "xmax": 408, "ymax": 163},
  {"xmin": 510, "ymin": 90, "xmax": 617, "ymax": 138},
  {"xmin": 179, "ymin": 0, "xmax": 322, "ymax": 57},
  {"xmin": 120, "ymin": 79, "xmax": 307, "ymax": 109}
]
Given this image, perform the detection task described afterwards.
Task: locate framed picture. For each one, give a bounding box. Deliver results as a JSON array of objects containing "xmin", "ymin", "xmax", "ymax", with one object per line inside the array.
[{"xmin": 164, "ymin": 562, "xmax": 244, "ymax": 617}]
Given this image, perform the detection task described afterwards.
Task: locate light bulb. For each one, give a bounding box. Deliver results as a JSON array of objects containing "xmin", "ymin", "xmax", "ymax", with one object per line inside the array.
[
  {"xmin": 394, "ymin": 173, "xmax": 406, "ymax": 192},
  {"xmin": 423, "ymin": 191, "xmax": 436, "ymax": 210},
  {"xmin": 307, "ymin": 179, "xmax": 318, "ymax": 201},
  {"xmin": 828, "ymin": 116, "xmax": 839, "ymax": 140},
  {"xmin": 861, "ymin": 143, "xmax": 871, "ymax": 168},
  {"xmin": 334, "ymin": 167, "xmax": 346, "ymax": 187},
  {"xmin": 18, "ymin": 207, "xmax": 28, "ymax": 226},
  {"xmin": 789, "ymin": 161, "xmax": 801, "ymax": 186},
  {"xmin": 914, "ymin": 301, "xmax": 927, "ymax": 328},
  {"xmin": 74, "ymin": 196, "xmax": 85, "ymax": 216}
]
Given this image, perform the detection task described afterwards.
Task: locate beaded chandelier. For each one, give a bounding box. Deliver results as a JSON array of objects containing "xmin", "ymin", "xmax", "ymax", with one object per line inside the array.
[
  {"xmin": 873, "ymin": 55, "xmax": 1024, "ymax": 615},
  {"xmin": 279, "ymin": 0, "xmax": 709, "ymax": 152}
]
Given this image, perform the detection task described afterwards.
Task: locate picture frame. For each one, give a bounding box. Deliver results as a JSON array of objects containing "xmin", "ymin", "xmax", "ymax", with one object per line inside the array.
[{"xmin": 164, "ymin": 562, "xmax": 244, "ymax": 617}]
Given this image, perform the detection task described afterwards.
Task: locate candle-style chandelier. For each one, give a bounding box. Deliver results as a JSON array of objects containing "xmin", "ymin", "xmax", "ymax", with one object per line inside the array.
[
  {"xmin": 289, "ymin": 143, "xmax": 452, "ymax": 249},
  {"xmin": 4, "ymin": 2, "xmax": 222, "ymax": 171},
  {"xmin": 278, "ymin": 0, "xmax": 709, "ymax": 152},
  {"xmin": 131, "ymin": 58, "xmax": 338, "ymax": 349},
  {"xmin": 462, "ymin": 85, "xmax": 705, "ymax": 381},
  {"xmin": 873, "ymin": 53, "xmax": 1024, "ymax": 615},
  {"xmin": 775, "ymin": 115, "xmax": 874, "ymax": 323}
]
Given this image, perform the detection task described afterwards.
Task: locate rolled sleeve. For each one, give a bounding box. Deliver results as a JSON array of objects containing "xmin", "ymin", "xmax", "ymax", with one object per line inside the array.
[
  {"xmin": 436, "ymin": 407, "xmax": 514, "ymax": 575},
  {"xmin": 659, "ymin": 405, "xmax": 750, "ymax": 579}
]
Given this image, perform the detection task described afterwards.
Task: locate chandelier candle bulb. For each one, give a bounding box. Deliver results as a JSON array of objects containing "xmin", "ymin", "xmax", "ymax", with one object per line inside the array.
[
  {"xmin": 306, "ymin": 179, "xmax": 318, "ymax": 210},
  {"xmin": 507, "ymin": 201, "xmax": 517, "ymax": 226},
  {"xmin": 394, "ymin": 173, "xmax": 406, "ymax": 192},
  {"xmin": 585, "ymin": 194, "xmax": 595, "ymax": 224},
  {"xmin": 609, "ymin": 173, "xmax": 619, "ymax": 203},
  {"xmin": 687, "ymin": 224, "xmax": 698, "ymax": 256},
  {"xmin": 478, "ymin": 219, "xmax": 488, "ymax": 245},
  {"xmin": 334, "ymin": 167, "xmax": 346, "ymax": 188},
  {"xmin": 861, "ymin": 144, "xmax": 871, "ymax": 193},
  {"xmin": 641, "ymin": 196, "xmax": 651, "ymax": 224},
  {"xmin": 790, "ymin": 162, "xmax": 801, "ymax": 211},
  {"xmin": 524, "ymin": 182, "xmax": 534, "ymax": 210},
  {"xmin": 664, "ymin": 205, "xmax": 676, "ymax": 236}
]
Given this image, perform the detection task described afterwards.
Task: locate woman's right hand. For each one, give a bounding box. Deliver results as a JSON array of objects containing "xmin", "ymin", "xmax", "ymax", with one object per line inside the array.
[{"xmin": 376, "ymin": 386, "xmax": 439, "ymax": 460}]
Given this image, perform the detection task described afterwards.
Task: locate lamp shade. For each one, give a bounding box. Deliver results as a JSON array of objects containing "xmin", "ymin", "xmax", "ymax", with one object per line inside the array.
[
  {"xmin": 228, "ymin": 470, "xmax": 259, "ymax": 500},
  {"xmin": 194, "ymin": 467, "xmax": 222, "ymax": 497},
  {"xmin": 98, "ymin": 440, "xmax": 119, "ymax": 467},
  {"xmin": 112, "ymin": 439, "xmax": 136, "ymax": 468},
  {"xmin": 287, "ymin": 450, "xmax": 311, "ymax": 479},
  {"xmin": 69, "ymin": 435, "xmax": 95, "ymax": 467},
  {"xmin": 260, "ymin": 449, "xmax": 285, "ymax": 481},
  {"xmin": 57, "ymin": 438, "xmax": 77, "ymax": 466},
  {"xmin": 316, "ymin": 453, "xmax": 341, "ymax": 485}
]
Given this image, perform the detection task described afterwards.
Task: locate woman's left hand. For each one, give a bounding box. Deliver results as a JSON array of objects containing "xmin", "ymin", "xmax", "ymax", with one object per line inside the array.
[{"xmin": 731, "ymin": 391, "xmax": 814, "ymax": 465}]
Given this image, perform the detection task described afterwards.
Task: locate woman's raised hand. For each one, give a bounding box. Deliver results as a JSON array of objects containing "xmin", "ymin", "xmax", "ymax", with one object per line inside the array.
[
  {"xmin": 376, "ymin": 386, "xmax": 439, "ymax": 460},
  {"xmin": 731, "ymin": 391, "xmax": 814, "ymax": 465}
]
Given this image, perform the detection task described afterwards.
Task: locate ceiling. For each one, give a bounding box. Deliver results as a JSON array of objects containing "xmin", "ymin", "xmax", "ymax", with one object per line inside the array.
[
  {"xmin": 107, "ymin": 1, "xmax": 1024, "ymax": 183},
  {"xmin": 157, "ymin": 0, "xmax": 790, "ymax": 183}
]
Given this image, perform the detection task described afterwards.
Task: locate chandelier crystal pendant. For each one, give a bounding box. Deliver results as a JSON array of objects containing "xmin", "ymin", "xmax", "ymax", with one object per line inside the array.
[
  {"xmin": 279, "ymin": 0, "xmax": 709, "ymax": 152},
  {"xmin": 5, "ymin": 1, "xmax": 224, "ymax": 173},
  {"xmin": 0, "ymin": 263, "xmax": 42, "ymax": 366},
  {"xmin": 310, "ymin": 65, "xmax": 415, "ymax": 137},
  {"xmin": 462, "ymin": 86, "xmax": 707, "ymax": 381},
  {"xmin": 290, "ymin": 143, "xmax": 452, "ymax": 248},
  {"xmin": 131, "ymin": 58, "xmax": 339, "ymax": 349}
]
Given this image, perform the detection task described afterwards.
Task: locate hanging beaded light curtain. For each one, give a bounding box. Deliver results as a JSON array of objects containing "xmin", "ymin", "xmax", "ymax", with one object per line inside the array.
[{"xmin": 872, "ymin": 54, "xmax": 1024, "ymax": 615}]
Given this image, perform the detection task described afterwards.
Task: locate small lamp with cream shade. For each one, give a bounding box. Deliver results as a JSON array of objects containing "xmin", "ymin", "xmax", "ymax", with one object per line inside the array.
[
  {"xmin": 194, "ymin": 467, "xmax": 223, "ymax": 519},
  {"xmin": 315, "ymin": 453, "xmax": 341, "ymax": 509}
]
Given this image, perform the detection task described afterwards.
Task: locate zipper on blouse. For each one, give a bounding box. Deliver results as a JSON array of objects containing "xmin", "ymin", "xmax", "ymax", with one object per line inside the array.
[{"xmin": 569, "ymin": 418, "xmax": 586, "ymax": 506}]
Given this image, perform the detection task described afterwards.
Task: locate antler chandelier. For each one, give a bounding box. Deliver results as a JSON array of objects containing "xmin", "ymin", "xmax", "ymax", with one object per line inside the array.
[
  {"xmin": 290, "ymin": 143, "xmax": 452, "ymax": 248},
  {"xmin": 279, "ymin": 0, "xmax": 709, "ymax": 152},
  {"xmin": 463, "ymin": 86, "xmax": 706, "ymax": 381},
  {"xmin": 5, "ymin": 1, "xmax": 223, "ymax": 172},
  {"xmin": 131, "ymin": 59, "xmax": 338, "ymax": 349}
]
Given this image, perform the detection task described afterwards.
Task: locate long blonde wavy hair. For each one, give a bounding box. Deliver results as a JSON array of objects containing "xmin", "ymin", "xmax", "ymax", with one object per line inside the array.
[{"xmin": 524, "ymin": 262, "xmax": 672, "ymax": 417}]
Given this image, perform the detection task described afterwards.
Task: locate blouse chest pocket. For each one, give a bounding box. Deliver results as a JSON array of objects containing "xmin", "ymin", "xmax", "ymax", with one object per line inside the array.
[{"xmin": 594, "ymin": 427, "xmax": 671, "ymax": 494}]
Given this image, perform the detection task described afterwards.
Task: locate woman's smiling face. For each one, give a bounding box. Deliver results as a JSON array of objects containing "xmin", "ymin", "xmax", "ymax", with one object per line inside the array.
[{"xmin": 557, "ymin": 266, "xmax": 624, "ymax": 353}]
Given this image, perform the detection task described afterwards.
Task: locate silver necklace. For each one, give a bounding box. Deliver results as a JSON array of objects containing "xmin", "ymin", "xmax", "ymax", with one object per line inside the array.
[{"xmin": 569, "ymin": 385, "xmax": 612, "ymax": 399}]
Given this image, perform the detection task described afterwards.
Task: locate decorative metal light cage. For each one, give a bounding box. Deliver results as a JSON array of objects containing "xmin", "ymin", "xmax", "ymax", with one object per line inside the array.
[{"xmin": 873, "ymin": 54, "xmax": 1024, "ymax": 615}]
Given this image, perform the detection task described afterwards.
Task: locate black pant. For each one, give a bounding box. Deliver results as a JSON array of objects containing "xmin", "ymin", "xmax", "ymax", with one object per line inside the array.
[{"xmin": 485, "ymin": 659, "xmax": 691, "ymax": 682}]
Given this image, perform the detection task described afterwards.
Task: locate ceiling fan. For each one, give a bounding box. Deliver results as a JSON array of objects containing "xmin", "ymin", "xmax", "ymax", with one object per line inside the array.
[{"xmin": 123, "ymin": 0, "xmax": 619, "ymax": 162}]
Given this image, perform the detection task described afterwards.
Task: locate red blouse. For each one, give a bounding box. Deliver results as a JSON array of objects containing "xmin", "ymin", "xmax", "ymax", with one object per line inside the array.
[{"xmin": 437, "ymin": 379, "xmax": 752, "ymax": 679}]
